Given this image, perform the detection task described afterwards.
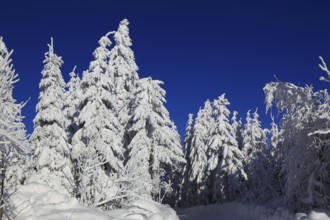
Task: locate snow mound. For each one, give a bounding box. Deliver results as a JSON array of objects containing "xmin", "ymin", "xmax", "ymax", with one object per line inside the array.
[
  {"xmin": 8, "ymin": 182, "xmax": 111, "ymax": 220},
  {"xmin": 296, "ymin": 208, "xmax": 330, "ymax": 220},
  {"xmin": 177, "ymin": 201, "xmax": 294, "ymax": 220},
  {"xmin": 107, "ymin": 199, "xmax": 179, "ymax": 220}
]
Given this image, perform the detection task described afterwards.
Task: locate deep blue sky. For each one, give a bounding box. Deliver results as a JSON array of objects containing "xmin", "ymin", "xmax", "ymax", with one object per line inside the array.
[{"xmin": 1, "ymin": 0, "xmax": 330, "ymax": 137}]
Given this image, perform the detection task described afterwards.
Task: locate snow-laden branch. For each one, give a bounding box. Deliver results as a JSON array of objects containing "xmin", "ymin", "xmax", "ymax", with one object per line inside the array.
[
  {"xmin": 308, "ymin": 129, "xmax": 330, "ymax": 137},
  {"xmin": 319, "ymin": 56, "xmax": 330, "ymax": 82}
]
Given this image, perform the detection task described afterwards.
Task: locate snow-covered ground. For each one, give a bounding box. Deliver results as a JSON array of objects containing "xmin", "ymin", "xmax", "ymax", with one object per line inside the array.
[
  {"xmin": 177, "ymin": 202, "xmax": 294, "ymax": 220},
  {"xmin": 8, "ymin": 183, "xmax": 111, "ymax": 220},
  {"xmin": 6, "ymin": 182, "xmax": 330, "ymax": 220},
  {"xmin": 177, "ymin": 202, "xmax": 330, "ymax": 220},
  {"xmin": 107, "ymin": 199, "xmax": 179, "ymax": 220}
]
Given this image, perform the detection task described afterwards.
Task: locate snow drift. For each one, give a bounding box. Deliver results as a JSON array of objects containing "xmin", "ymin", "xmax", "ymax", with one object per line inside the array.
[
  {"xmin": 7, "ymin": 182, "xmax": 110, "ymax": 220},
  {"xmin": 7, "ymin": 182, "xmax": 179, "ymax": 220}
]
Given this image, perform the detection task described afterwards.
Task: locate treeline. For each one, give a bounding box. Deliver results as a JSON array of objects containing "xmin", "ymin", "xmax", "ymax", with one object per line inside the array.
[{"xmin": 180, "ymin": 61, "xmax": 330, "ymax": 212}]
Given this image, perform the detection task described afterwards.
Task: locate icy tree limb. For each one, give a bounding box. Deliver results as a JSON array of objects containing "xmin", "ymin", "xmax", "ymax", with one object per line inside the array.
[
  {"xmin": 319, "ymin": 56, "xmax": 330, "ymax": 82},
  {"xmin": 308, "ymin": 129, "xmax": 330, "ymax": 136}
]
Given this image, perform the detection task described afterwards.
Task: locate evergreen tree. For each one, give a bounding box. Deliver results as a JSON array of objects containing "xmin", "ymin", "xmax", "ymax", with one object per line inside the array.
[
  {"xmin": 0, "ymin": 37, "xmax": 28, "ymax": 217},
  {"xmin": 0, "ymin": 38, "xmax": 28, "ymax": 155},
  {"xmin": 126, "ymin": 77, "xmax": 185, "ymax": 204},
  {"xmin": 179, "ymin": 114, "xmax": 194, "ymax": 207},
  {"xmin": 63, "ymin": 66, "xmax": 81, "ymax": 143},
  {"xmin": 109, "ymin": 18, "xmax": 139, "ymax": 94},
  {"xmin": 205, "ymin": 94, "xmax": 247, "ymax": 204},
  {"xmin": 181, "ymin": 100, "xmax": 215, "ymax": 206},
  {"xmin": 242, "ymin": 109, "xmax": 272, "ymax": 201},
  {"xmin": 72, "ymin": 33, "xmax": 124, "ymax": 208},
  {"xmin": 231, "ymin": 111, "xmax": 243, "ymax": 150},
  {"xmin": 109, "ymin": 19, "xmax": 139, "ymax": 131},
  {"xmin": 28, "ymin": 39, "xmax": 74, "ymax": 196},
  {"xmin": 184, "ymin": 114, "xmax": 194, "ymax": 154}
]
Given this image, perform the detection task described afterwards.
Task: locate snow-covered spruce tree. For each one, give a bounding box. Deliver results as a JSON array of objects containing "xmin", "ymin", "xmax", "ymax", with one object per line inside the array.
[
  {"xmin": 108, "ymin": 19, "xmax": 139, "ymax": 134},
  {"xmin": 205, "ymin": 94, "xmax": 247, "ymax": 204},
  {"xmin": 180, "ymin": 100, "xmax": 215, "ymax": 207},
  {"xmin": 72, "ymin": 33, "xmax": 124, "ymax": 209},
  {"xmin": 28, "ymin": 39, "xmax": 74, "ymax": 196},
  {"xmin": 231, "ymin": 111, "xmax": 243, "ymax": 150},
  {"xmin": 109, "ymin": 19, "xmax": 138, "ymax": 94},
  {"xmin": 126, "ymin": 77, "xmax": 185, "ymax": 205},
  {"xmin": 241, "ymin": 109, "xmax": 272, "ymax": 201},
  {"xmin": 184, "ymin": 114, "xmax": 194, "ymax": 154},
  {"xmin": 178, "ymin": 114, "xmax": 194, "ymax": 207},
  {"xmin": 0, "ymin": 37, "xmax": 28, "ymax": 218},
  {"xmin": 63, "ymin": 66, "xmax": 81, "ymax": 143}
]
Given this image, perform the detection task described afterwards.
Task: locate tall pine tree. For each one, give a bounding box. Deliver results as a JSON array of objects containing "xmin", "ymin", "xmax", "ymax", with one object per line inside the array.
[
  {"xmin": 63, "ymin": 66, "xmax": 81, "ymax": 143},
  {"xmin": 180, "ymin": 100, "xmax": 215, "ymax": 206},
  {"xmin": 72, "ymin": 33, "xmax": 124, "ymax": 208},
  {"xmin": 205, "ymin": 94, "xmax": 247, "ymax": 204},
  {"xmin": 28, "ymin": 39, "xmax": 74, "ymax": 196},
  {"xmin": 126, "ymin": 77, "xmax": 185, "ymax": 204},
  {"xmin": 109, "ymin": 19, "xmax": 139, "ymax": 133},
  {"xmin": 242, "ymin": 109, "xmax": 271, "ymax": 201},
  {"xmin": 179, "ymin": 114, "xmax": 194, "ymax": 207},
  {"xmin": 0, "ymin": 38, "xmax": 28, "ymax": 219}
]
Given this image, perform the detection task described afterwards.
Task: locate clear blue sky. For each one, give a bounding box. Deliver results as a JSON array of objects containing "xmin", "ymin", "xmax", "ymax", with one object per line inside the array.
[{"xmin": 1, "ymin": 0, "xmax": 330, "ymax": 137}]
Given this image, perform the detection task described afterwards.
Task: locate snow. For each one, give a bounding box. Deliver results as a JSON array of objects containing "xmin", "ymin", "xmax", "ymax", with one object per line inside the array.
[
  {"xmin": 107, "ymin": 199, "xmax": 179, "ymax": 220},
  {"xmin": 8, "ymin": 182, "xmax": 111, "ymax": 220},
  {"xmin": 304, "ymin": 209, "xmax": 330, "ymax": 220},
  {"xmin": 7, "ymin": 182, "xmax": 179, "ymax": 220},
  {"xmin": 177, "ymin": 201, "xmax": 294, "ymax": 220},
  {"xmin": 295, "ymin": 209, "xmax": 330, "ymax": 220}
]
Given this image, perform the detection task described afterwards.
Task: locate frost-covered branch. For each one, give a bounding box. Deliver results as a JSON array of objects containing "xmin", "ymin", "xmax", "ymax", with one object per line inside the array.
[{"xmin": 319, "ymin": 56, "xmax": 330, "ymax": 82}]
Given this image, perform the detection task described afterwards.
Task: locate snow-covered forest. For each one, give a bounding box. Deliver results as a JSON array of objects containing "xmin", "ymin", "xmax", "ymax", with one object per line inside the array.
[{"xmin": 1, "ymin": 19, "xmax": 330, "ymax": 219}]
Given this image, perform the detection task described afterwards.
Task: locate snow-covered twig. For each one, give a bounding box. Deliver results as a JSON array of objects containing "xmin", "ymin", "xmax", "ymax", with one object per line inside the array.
[
  {"xmin": 319, "ymin": 56, "xmax": 330, "ymax": 82},
  {"xmin": 308, "ymin": 129, "xmax": 330, "ymax": 136}
]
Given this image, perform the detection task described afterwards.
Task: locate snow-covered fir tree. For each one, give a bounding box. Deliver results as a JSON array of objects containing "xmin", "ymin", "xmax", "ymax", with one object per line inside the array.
[
  {"xmin": 183, "ymin": 114, "xmax": 194, "ymax": 154},
  {"xmin": 28, "ymin": 39, "xmax": 74, "ymax": 196},
  {"xmin": 241, "ymin": 109, "xmax": 271, "ymax": 201},
  {"xmin": 109, "ymin": 19, "xmax": 138, "ymax": 94},
  {"xmin": 126, "ymin": 77, "xmax": 185, "ymax": 204},
  {"xmin": 72, "ymin": 33, "xmax": 124, "ymax": 208},
  {"xmin": 180, "ymin": 100, "xmax": 215, "ymax": 207},
  {"xmin": 179, "ymin": 114, "xmax": 194, "ymax": 207},
  {"xmin": 0, "ymin": 38, "xmax": 28, "ymax": 215},
  {"xmin": 108, "ymin": 19, "xmax": 139, "ymax": 132},
  {"xmin": 63, "ymin": 66, "xmax": 81, "ymax": 143},
  {"xmin": 231, "ymin": 111, "xmax": 243, "ymax": 150},
  {"xmin": 205, "ymin": 94, "xmax": 247, "ymax": 204}
]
